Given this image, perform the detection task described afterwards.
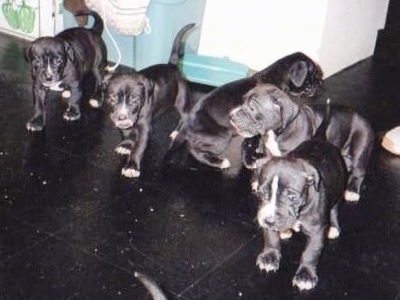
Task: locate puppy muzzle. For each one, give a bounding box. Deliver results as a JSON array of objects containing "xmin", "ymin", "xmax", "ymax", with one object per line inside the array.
[{"xmin": 229, "ymin": 107, "xmax": 261, "ymax": 138}]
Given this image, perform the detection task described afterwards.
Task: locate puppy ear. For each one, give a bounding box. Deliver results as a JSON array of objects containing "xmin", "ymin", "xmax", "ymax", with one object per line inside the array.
[
  {"xmin": 144, "ymin": 78, "xmax": 154, "ymax": 104},
  {"xmin": 303, "ymin": 165, "xmax": 321, "ymax": 192},
  {"xmin": 23, "ymin": 44, "xmax": 32, "ymax": 63},
  {"xmin": 64, "ymin": 41, "xmax": 74, "ymax": 61},
  {"xmin": 289, "ymin": 61, "xmax": 308, "ymax": 88}
]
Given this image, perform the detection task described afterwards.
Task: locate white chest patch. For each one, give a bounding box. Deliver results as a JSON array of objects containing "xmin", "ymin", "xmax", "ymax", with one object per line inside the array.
[{"xmin": 265, "ymin": 130, "xmax": 282, "ymax": 157}]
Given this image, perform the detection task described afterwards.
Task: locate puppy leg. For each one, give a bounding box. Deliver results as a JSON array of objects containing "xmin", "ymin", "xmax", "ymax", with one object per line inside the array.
[
  {"xmin": 190, "ymin": 148, "xmax": 231, "ymax": 169},
  {"xmin": 89, "ymin": 58, "xmax": 106, "ymax": 108},
  {"xmin": 256, "ymin": 228, "xmax": 281, "ymax": 273},
  {"xmin": 26, "ymin": 85, "xmax": 46, "ymax": 132},
  {"xmin": 121, "ymin": 124, "xmax": 150, "ymax": 178},
  {"xmin": 328, "ymin": 203, "xmax": 340, "ymax": 239},
  {"xmin": 292, "ymin": 225, "xmax": 325, "ymax": 291},
  {"xmin": 63, "ymin": 82, "xmax": 82, "ymax": 121}
]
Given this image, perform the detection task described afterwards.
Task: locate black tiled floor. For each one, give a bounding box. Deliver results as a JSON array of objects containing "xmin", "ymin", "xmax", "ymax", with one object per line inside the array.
[{"xmin": 1, "ymin": 32, "xmax": 400, "ymax": 299}]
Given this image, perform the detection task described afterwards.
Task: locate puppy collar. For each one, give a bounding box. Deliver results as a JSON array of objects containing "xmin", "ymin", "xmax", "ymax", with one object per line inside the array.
[{"xmin": 274, "ymin": 107, "xmax": 301, "ymax": 136}]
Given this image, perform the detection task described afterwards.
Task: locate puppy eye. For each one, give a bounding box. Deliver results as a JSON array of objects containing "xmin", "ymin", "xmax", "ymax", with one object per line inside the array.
[
  {"xmin": 53, "ymin": 57, "xmax": 63, "ymax": 65},
  {"xmin": 128, "ymin": 96, "xmax": 141, "ymax": 105},
  {"xmin": 108, "ymin": 96, "xmax": 118, "ymax": 105},
  {"xmin": 269, "ymin": 96, "xmax": 278, "ymax": 104}
]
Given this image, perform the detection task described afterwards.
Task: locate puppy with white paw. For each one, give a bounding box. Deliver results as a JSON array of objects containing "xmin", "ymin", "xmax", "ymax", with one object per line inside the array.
[
  {"xmin": 105, "ymin": 24, "xmax": 194, "ymax": 178},
  {"xmin": 254, "ymin": 109, "xmax": 347, "ymax": 291},
  {"xmin": 24, "ymin": 10, "xmax": 107, "ymax": 131}
]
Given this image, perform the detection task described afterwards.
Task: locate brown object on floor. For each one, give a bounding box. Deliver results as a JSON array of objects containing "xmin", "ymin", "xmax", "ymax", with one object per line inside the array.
[{"xmin": 63, "ymin": 0, "xmax": 88, "ymax": 26}]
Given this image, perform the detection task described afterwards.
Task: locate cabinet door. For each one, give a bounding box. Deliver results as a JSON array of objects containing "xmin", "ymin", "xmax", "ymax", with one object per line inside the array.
[{"xmin": 0, "ymin": 0, "xmax": 39, "ymax": 39}]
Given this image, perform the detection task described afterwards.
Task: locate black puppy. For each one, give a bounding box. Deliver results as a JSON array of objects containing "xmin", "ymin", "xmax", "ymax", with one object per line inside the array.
[
  {"xmin": 24, "ymin": 10, "xmax": 107, "ymax": 131},
  {"xmin": 105, "ymin": 24, "xmax": 194, "ymax": 178},
  {"xmin": 230, "ymin": 83, "xmax": 374, "ymax": 201},
  {"xmin": 170, "ymin": 52, "xmax": 323, "ymax": 169},
  {"xmin": 254, "ymin": 106, "xmax": 347, "ymax": 291}
]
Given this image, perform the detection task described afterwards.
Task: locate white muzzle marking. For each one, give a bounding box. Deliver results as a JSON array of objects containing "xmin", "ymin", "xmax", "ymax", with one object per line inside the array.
[
  {"xmin": 265, "ymin": 130, "xmax": 282, "ymax": 157},
  {"xmin": 258, "ymin": 175, "xmax": 279, "ymax": 227}
]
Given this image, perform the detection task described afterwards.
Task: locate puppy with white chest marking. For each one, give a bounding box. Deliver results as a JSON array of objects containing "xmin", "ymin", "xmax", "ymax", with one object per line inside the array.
[
  {"xmin": 168, "ymin": 52, "xmax": 323, "ymax": 170},
  {"xmin": 24, "ymin": 10, "xmax": 107, "ymax": 131},
  {"xmin": 254, "ymin": 107, "xmax": 347, "ymax": 291},
  {"xmin": 105, "ymin": 24, "xmax": 195, "ymax": 178},
  {"xmin": 230, "ymin": 83, "xmax": 374, "ymax": 201}
]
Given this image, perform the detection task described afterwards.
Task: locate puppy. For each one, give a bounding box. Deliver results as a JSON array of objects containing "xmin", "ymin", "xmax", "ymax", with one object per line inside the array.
[
  {"xmin": 254, "ymin": 107, "xmax": 347, "ymax": 291},
  {"xmin": 230, "ymin": 83, "xmax": 374, "ymax": 201},
  {"xmin": 24, "ymin": 10, "xmax": 107, "ymax": 131},
  {"xmin": 105, "ymin": 24, "xmax": 194, "ymax": 178},
  {"xmin": 169, "ymin": 52, "xmax": 323, "ymax": 169}
]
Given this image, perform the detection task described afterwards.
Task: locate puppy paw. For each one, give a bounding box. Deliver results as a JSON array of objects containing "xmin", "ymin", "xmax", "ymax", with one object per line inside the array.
[
  {"xmin": 61, "ymin": 90, "xmax": 71, "ymax": 98},
  {"xmin": 89, "ymin": 98, "xmax": 101, "ymax": 108},
  {"xmin": 114, "ymin": 140, "xmax": 134, "ymax": 156},
  {"xmin": 63, "ymin": 110, "xmax": 81, "ymax": 121},
  {"xmin": 279, "ymin": 230, "xmax": 293, "ymax": 240},
  {"xmin": 251, "ymin": 180, "xmax": 259, "ymax": 192},
  {"xmin": 26, "ymin": 122, "xmax": 44, "ymax": 132},
  {"xmin": 115, "ymin": 146, "xmax": 131, "ymax": 156},
  {"xmin": 344, "ymin": 190, "xmax": 360, "ymax": 202},
  {"xmin": 292, "ymin": 265, "xmax": 318, "ymax": 291},
  {"xmin": 219, "ymin": 158, "xmax": 231, "ymax": 169},
  {"xmin": 256, "ymin": 249, "xmax": 280, "ymax": 273},
  {"xmin": 327, "ymin": 226, "xmax": 340, "ymax": 239},
  {"xmin": 121, "ymin": 167, "xmax": 140, "ymax": 178}
]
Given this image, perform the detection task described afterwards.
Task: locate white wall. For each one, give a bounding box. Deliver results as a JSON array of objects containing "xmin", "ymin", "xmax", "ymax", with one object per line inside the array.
[{"xmin": 198, "ymin": 0, "xmax": 389, "ymax": 78}]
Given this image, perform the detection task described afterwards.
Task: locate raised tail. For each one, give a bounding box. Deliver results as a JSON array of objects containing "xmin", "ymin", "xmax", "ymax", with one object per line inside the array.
[
  {"xmin": 168, "ymin": 23, "xmax": 196, "ymax": 65},
  {"xmin": 75, "ymin": 10, "xmax": 104, "ymax": 34},
  {"xmin": 314, "ymin": 98, "xmax": 332, "ymax": 140},
  {"xmin": 135, "ymin": 272, "xmax": 167, "ymax": 300}
]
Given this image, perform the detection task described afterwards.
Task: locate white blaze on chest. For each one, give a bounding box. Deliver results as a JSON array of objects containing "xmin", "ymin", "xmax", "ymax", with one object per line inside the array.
[
  {"xmin": 265, "ymin": 130, "xmax": 282, "ymax": 156},
  {"xmin": 258, "ymin": 175, "xmax": 279, "ymax": 227}
]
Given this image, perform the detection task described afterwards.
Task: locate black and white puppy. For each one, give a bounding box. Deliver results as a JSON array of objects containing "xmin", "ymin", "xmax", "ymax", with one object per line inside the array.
[
  {"xmin": 254, "ymin": 109, "xmax": 347, "ymax": 291},
  {"xmin": 24, "ymin": 10, "xmax": 107, "ymax": 131},
  {"xmin": 169, "ymin": 52, "xmax": 323, "ymax": 169},
  {"xmin": 230, "ymin": 83, "xmax": 374, "ymax": 201},
  {"xmin": 105, "ymin": 24, "xmax": 194, "ymax": 178}
]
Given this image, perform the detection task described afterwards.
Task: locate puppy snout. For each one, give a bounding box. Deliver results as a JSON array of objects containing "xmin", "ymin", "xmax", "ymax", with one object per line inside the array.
[{"xmin": 117, "ymin": 113, "xmax": 128, "ymax": 121}]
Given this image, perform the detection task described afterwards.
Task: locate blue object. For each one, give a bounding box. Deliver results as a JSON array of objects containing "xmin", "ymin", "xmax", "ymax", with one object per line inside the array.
[
  {"xmin": 179, "ymin": 53, "xmax": 250, "ymax": 87},
  {"xmin": 63, "ymin": 0, "xmax": 206, "ymax": 70}
]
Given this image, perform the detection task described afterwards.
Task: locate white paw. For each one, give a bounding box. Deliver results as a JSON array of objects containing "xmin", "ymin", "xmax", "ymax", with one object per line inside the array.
[
  {"xmin": 115, "ymin": 146, "xmax": 131, "ymax": 156},
  {"xmin": 89, "ymin": 99, "xmax": 100, "ymax": 108},
  {"xmin": 61, "ymin": 90, "xmax": 71, "ymax": 98},
  {"xmin": 170, "ymin": 130, "xmax": 178, "ymax": 140},
  {"xmin": 121, "ymin": 168, "xmax": 140, "ymax": 178},
  {"xmin": 251, "ymin": 181, "xmax": 259, "ymax": 192},
  {"xmin": 256, "ymin": 253, "xmax": 280, "ymax": 273},
  {"xmin": 344, "ymin": 190, "xmax": 360, "ymax": 202},
  {"xmin": 293, "ymin": 278, "xmax": 315, "ymax": 291},
  {"xmin": 327, "ymin": 226, "xmax": 340, "ymax": 239},
  {"xmin": 279, "ymin": 230, "xmax": 293, "ymax": 240},
  {"xmin": 219, "ymin": 158, "xmax": 231, "ymax": 169}
]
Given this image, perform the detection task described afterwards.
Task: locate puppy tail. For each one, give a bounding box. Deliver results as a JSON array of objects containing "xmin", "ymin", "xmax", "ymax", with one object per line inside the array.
[
  {"xmin": 75, "ymin": 9, "xmax": 104, "ymax": 34},
  {"xmin": 168, "ymin": 23, "xmax": 196, "ymax": 66},
  {"xmin": 135, "ymin": 272, "xmax": 168, "ymax": 300},
  {"xmin": 314, "ymin": 97, "xmax": 332, "ymax": 140}
]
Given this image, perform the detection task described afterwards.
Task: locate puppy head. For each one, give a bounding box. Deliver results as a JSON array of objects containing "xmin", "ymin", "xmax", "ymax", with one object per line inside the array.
[
  {"xmin": 230, "ymin": 84, "xmax": 299, "ymax": 137},
  {"xmin": 105, "ymin": 73, "xmax": 154, "ymax": 129},
  {"xmin": 255, "ymin": 158, "xmax": 320, "ymax": 231},
  {"xmin": 284, "ymin": 58, "xmax": 323, "ymax": 97},
  {"xmin": 24, "ymin": 37, "xmax": 72, "ymax": 87}
]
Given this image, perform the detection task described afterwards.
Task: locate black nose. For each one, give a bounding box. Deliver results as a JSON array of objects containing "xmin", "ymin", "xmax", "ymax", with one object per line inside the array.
[{"xmin": 44, "ymin": 73, "xmax": 53, "ymax": 81}]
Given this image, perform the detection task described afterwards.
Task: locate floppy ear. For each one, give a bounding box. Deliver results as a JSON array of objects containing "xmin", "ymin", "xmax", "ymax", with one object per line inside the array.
[
  {"xmin": 64, "ymin": 41, "xmax": 74, "ymax": 62},
  {"xmin": 23, "ymin": 44, "xmax": 32, "ymax": 63},
  {"xmin": 303, "ymin": 164, "xmax": 321, "ymax": 192},
  {"xmin": 144, "ymin": 78, "xmax": 154, "ymax": 105},
  {"xmin": 289, "ymin": 61, "xmax": 308, "ymax": 88}
]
